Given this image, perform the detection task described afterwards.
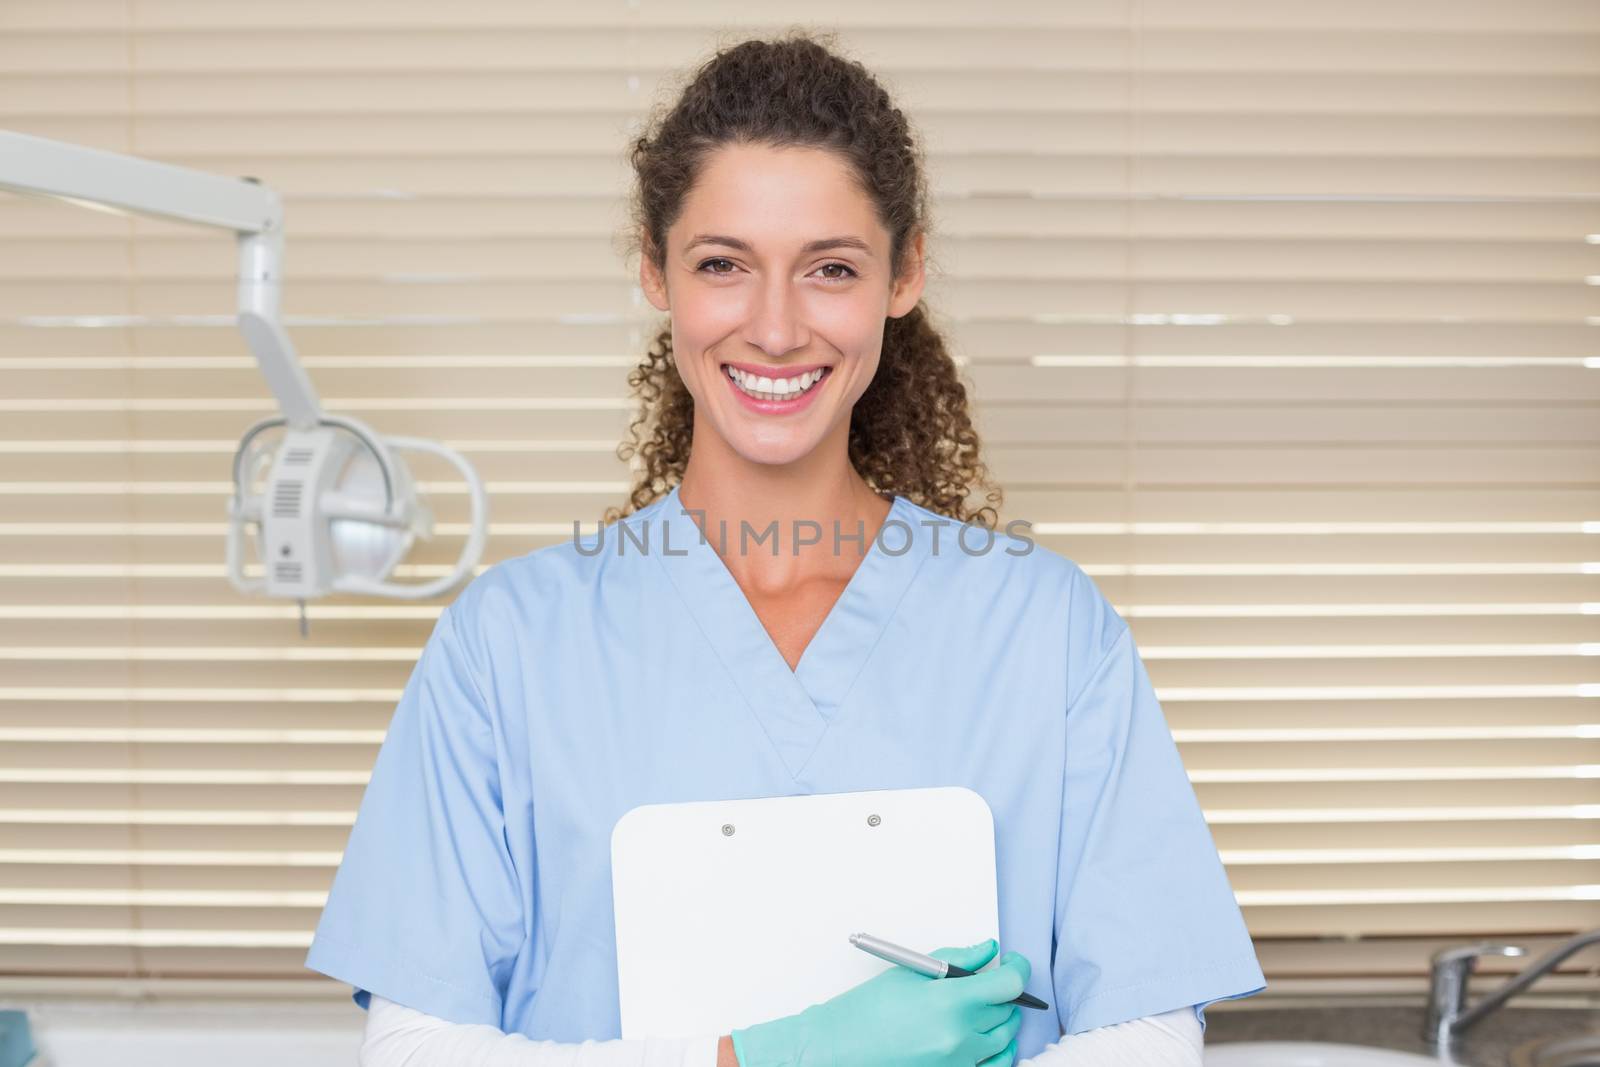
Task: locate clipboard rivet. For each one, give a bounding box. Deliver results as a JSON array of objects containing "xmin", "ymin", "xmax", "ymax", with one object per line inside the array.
[
  {"xmin": 867, "ymin": 814, "xmax": 881, "ymax": 826},
  {"xmin": 721, "ymin": 823, "xmax": 735, "ymax": 836}
]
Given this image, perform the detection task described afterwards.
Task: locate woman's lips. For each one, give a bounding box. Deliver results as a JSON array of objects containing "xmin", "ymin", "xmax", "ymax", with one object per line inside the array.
[{"xmin": 721, "ymin": 363, "xmax": 832, "ymax": 415}]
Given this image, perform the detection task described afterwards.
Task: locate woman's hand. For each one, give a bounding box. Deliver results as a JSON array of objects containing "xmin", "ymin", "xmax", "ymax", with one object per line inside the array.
[{"xmin": 730, "ymin": 939, "xmax": 1031, "ymax": 1067}]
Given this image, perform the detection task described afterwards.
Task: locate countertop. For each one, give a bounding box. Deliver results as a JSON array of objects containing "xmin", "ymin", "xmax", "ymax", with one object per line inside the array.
[{"xmin": 1204, "ymin": 1000, "xmax": 1600, "ymax": 1066}]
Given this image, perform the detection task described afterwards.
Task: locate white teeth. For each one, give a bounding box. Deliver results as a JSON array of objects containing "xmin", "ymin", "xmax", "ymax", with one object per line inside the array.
[{"xmin": 724, "ymin": 365, "xmax": 826, "ymax": 402}]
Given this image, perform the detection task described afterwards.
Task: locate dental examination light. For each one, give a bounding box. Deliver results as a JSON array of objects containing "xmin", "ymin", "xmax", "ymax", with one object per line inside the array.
[{"xmin": 0, "ymin": 131, "xmax": 489, "ymax": 633}]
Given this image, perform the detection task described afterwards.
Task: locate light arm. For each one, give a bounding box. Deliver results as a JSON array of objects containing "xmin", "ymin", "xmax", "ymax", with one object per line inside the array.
[
  {"xmin": 362, "ymin": 994, "xmax": 722, "ymax": 1067},
  {"xmin": 0, "ymin": 128, "xmax": 321, "ymax": 427},
  {"xmin": 1020, "ymin": 1006, "xmax": 1203, "ymax": 1066},
  {"xmin": 0, "ymin": 129, "xmax": 488, "ymax": 604},
  {"xmin": 360, "ymin": 994, "xmax": 1200, "ymax": 1067}
]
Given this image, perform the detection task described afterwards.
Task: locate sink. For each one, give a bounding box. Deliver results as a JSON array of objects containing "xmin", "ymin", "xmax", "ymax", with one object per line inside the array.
[
  {"xmin": 1510, "ymin": 1032, "xmax": 1600, "ymax": 1067},
  {"xmin": 1206, "ymin": 1042, "xmax": 1447, "ymax": 1065}
]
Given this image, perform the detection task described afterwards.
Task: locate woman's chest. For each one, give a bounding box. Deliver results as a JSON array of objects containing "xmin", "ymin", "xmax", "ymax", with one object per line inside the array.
[
  {"xmin": 510, "ymin": 625, "xmax": 1066, "ymax": 867},
  {"xmin": 743, "ymin": 576, "xmax": 850, "ymax": 672}
]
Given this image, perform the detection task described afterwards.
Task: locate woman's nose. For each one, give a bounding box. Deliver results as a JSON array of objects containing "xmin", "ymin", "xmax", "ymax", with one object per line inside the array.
[{"xmin": 743, "ymin": 277, "xmax": 808, "ymax": 357}]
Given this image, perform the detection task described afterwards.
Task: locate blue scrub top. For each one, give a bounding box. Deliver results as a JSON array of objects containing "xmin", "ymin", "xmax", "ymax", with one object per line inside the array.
[{"xmin": 305, "ymin": 484, "xmax": 1265, "ymax": 1056}]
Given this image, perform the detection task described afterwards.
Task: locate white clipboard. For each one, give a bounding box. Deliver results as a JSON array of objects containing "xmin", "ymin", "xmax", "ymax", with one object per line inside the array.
[{"xmin": 610, "ymin": 785, "xmax": 1000, "ymax": 1040}]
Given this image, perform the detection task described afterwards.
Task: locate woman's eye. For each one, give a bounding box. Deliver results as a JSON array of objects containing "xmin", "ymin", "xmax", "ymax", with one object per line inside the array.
[{"xmin": 694, "ymin": 258, "xmax": 858, "ymax": 283}]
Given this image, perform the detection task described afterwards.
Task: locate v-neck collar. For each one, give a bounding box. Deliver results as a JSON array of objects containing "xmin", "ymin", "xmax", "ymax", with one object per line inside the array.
[{"xmin": 649, "ymin": 483, "xmax": 933, "ymax": 782}]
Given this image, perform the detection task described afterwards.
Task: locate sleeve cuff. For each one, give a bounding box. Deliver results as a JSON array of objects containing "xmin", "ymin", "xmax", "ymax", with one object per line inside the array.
[
  {"xmin": 305, "ymin": 931, "xmax": 502, "ymax": 1027},
  {"xmin": 1065, "ymin": 953, "xmax": 1267, "ymax": 1036}
]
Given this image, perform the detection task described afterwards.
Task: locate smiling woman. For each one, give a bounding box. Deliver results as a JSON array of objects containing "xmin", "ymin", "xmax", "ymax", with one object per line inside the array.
[{"xmin": 303, "ymin": 25, "xmax": 1264, "ymax": 1067}]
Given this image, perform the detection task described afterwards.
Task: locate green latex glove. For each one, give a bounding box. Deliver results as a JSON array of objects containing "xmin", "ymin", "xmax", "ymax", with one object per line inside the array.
[{"xmin": 730, "ymin": 939, "xmax": 1030, "ymax": 1067}]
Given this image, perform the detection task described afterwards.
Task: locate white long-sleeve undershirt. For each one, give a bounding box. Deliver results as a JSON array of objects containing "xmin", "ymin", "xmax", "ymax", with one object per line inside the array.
[{"xmin": 359, "ymin": 992, "xmax": 1204, "ymax": 1067}]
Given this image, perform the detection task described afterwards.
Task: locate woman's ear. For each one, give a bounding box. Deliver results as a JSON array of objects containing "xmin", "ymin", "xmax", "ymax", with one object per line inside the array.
[
  {"xmin": 888, "ymin": 228, "xmax": 926, "ymax": 319},
  {"xmin": 638, "ymin": 235, "xmax": 670, "ymax": 312}
]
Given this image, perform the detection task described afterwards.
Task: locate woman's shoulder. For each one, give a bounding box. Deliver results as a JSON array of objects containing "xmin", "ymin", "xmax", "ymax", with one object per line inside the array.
[
  {"xmin": 892, "ymin": 496, "xmax": 1125, "ymax": 655},
  {"xmin": 891, "ymin": 494, "xmax": 1083, "ymax": 589},
  {"xmin": 444, "ymin": 494, "xmax": 674, "ymax": 628}
]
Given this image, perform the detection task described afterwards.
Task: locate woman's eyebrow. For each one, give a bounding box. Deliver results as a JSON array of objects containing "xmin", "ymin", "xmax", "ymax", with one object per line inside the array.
[{"xmin": 685, "ymin": 234, "xmax": 874, "ymax": 257}]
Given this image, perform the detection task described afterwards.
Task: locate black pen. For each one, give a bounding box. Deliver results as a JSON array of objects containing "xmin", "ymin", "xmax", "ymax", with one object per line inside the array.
[{"xmin": 849, "ymin": 932, "xmax": 1050, "ymax": 1010}]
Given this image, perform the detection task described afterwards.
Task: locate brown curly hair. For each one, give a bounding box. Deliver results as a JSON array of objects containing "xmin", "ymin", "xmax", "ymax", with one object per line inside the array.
[{"xmin": 603, "ymin": 27, "xmax": 1003, "ymax": 528}]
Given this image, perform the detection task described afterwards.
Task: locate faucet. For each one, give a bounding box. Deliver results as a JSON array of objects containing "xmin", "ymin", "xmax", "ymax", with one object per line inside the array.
[{"xmin": 1422, "ymin": 927, "xmax": 1600, "ymax": 1048}]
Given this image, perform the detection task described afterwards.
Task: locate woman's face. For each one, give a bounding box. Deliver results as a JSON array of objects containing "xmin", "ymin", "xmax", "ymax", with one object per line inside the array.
[{"xmin": 640, "ymin": 142, "xmax": 924, "ymax": 468}]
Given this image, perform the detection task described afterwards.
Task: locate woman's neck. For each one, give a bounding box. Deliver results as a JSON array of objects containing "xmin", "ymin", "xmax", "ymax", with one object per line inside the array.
[{"xmin": 676, "ymin": 458, "xmax": 892, "ymax": 594}]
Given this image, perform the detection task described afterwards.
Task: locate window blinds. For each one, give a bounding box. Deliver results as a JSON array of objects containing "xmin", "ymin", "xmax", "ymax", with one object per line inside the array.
[{"xmin": 0, "ymin": 0, "xmax": 1596, "ymax": 999}]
